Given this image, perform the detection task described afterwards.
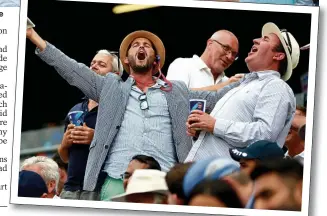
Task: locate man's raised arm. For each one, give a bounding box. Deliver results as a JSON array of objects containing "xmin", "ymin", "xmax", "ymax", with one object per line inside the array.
[{"xmin": 26, "ymin": 28, "xmax": 108, "ymax": 103}]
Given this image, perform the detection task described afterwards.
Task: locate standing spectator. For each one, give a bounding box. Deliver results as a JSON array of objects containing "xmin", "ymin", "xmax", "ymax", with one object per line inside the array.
[
  {"xmin": 167, "ymin": 30, "xmax": 239, "ymax": 88},
  {"xmin": 185, "ymin": 22, "xmax": 299, "ymax": 162},
  {"xmin": 58, "ymin": 49, "xmax": 123, "ymax": 200}
]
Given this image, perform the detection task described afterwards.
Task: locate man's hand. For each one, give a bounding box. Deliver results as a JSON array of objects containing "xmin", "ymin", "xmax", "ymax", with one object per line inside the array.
[
  {"xmin": 26, "ymin": 27, "xmax": 47, "ymax": 51},
  {"xmin": 227, "ymin": 73, "xmax": 244, "ymax": 84},
  {"xmin": 61, "ymin": 124, "xmax": 75, "ymax": 149},
  {"xmin": 70, "ymin": 123, "xmax": 95, "ymax": 144},
  {"xmin": 187, "ymin": 110, "xmax": 216, "ymax": 133}
]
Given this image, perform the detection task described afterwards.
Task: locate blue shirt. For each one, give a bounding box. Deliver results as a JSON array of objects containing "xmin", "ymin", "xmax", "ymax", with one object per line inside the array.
[
  {"xmin": 63, "ymin": 97, "xmax": 98, "ymax": 191},
  {"xmin": 103, "ymin": 78, "xmax": 177, "ymax": 179},
  {"xmin": 185, "ymin": 71, "xmax": 296, "ymax": 162}
]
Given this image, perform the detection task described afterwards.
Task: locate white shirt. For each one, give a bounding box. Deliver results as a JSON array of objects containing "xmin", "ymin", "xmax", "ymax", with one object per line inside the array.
[
  {"xmin": 53, "ymin": 195, "xmax": 60, "ymax": 199},
  {"xmin": 285, "ymin": 151, "xmax": 304, "ymax": 165},
  {"xmin": 166, "ymin": 55, "xmax": 229, "ymax": 88},
  {"xmin": 185, "ymin": 71, "xmax": 296, "ymax": 162}
]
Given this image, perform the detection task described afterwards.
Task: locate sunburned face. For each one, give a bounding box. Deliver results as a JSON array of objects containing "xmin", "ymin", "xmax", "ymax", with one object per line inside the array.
[{"xmin": 125, "ymin": 37, "xmax": 156, "ymax": 74}]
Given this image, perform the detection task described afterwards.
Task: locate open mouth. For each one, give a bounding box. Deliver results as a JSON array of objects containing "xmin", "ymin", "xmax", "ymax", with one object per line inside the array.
[
  {"xmin": 137, "ymin": 50, "xmax": 146, "ymax": 60},
  {"xmin": 249, "ymin": 46, "xmax": 258, "ymax": 55}
]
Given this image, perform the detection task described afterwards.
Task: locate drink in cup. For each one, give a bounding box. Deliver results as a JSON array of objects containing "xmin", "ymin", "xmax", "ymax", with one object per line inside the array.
[
  {"xmin": 68, "ymin": 111, "xmax": 84, "ymax": 126},
  {"xmin": 189, "ymin": 99, "xmax": 206, "ymax": 131}
]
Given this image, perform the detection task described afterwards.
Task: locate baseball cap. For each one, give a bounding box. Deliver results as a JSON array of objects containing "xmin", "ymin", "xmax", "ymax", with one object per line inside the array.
[
  {"xmin": 229, "ymin": 140, "xmax": 285, "ymax": 162},
  {"xmin": 183, "ymin": 157, "xmax": 240, "ymax": 198},
  {"xmin": 18, "ymin": 170, "xmax": 48, "ymax": 198}
]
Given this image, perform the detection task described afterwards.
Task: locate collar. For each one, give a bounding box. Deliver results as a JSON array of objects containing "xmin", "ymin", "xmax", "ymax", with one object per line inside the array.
[
  {"xmin": 192, "ymin": 54, "xmax": 226, "ymax": 79},
  {"xmin": 128, "ymin": 76, "xmax": 169, "ymax": 89},
  {"xmin": 245, "ymin": 70, "xmax": 280, "ymax": 81},
  {"xmin": 285, "ymin": 150, "xmax": 304, "ymax": 158}
]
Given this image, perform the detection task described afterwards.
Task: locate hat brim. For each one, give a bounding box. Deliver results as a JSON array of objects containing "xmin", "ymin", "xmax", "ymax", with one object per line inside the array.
[
  {"xmin": 262, "ymin": 22, "xmax": 293, "ymax": 81},
  {"xmin": 119, "ymin": 30, "xmax": 165, "ymax": 74},
  {"xmin": 110, "ymin": 189, "xmax": 168, "ymax": 202}
]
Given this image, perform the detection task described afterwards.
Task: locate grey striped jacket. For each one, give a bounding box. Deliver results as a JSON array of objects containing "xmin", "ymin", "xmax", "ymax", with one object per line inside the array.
[{"xmin": 36, "ymin": 42, "xmax": 238, "ymax": 191}]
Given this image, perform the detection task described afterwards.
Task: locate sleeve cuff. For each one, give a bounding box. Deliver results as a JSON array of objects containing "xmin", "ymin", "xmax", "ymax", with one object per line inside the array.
[{"xmin": 213, "ymin": 118, "xmax": 231, "ymax": 138}]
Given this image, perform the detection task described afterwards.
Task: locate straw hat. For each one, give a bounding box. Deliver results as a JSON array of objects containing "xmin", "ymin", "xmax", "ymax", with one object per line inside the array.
[
  {"xmin": 119, "ymin": 30, "xmax": 166, "ymax": 74},
  {"xmin": 262, "ymin": 22, "xmax": 300, "ymax": 81},
  {"xmin": 111, "ymin": 169, "xmax": 168, "ymax": 202}
]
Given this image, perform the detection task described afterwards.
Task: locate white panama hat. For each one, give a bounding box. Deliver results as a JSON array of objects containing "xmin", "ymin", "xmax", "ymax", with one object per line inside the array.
[
  {"xmin": 262, "ymin": 22, "xmax": 300, "ymax": 81},
  {"xmin": 111, "ymin": 169, "xmax": 168, "ymax": 202}
]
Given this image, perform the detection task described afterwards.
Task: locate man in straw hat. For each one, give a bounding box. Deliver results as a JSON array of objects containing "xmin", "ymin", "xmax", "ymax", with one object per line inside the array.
[
  {"xmin": 111, "ymin": 169, "xmax": 168, "ymax": 203},
  {"xmin": 185, "ymin": 22, "xmax": 299, "ymax": 162},
  {"xmin": 26, "ymin": 28, "xmax": 242, "ymax": 200}
]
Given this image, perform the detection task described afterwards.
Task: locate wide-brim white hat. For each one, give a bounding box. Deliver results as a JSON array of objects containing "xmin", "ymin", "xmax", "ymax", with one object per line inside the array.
[
  {"xmin": 111, "ymin": 169, "xmax": 168, "ymax": 202},
  {"xmin": 262, "ymin": 22, "xmax": 300, "ymax": 81}
]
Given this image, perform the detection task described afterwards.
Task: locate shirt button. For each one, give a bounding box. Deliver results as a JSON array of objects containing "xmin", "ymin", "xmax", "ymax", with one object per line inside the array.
[{"xmin": 104, "ymin": 145, "xmax": 109, "ymax": 149}]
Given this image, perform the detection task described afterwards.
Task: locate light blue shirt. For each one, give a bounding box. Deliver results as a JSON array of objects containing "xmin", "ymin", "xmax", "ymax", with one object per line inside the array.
[
  {"xmin": 103, "ymin": 78, "xmax": 177, "ymax": 178},
  {"xmin": 185, "ymin": 71, "xmax": 296, "ymax": 162},
  {"xmin": 0, "ymin": 0, "xmax": 20, "ymax": 7},
  {"xmin": 240, "ymin": 0, "xmax": 295, "ymax": 4}
]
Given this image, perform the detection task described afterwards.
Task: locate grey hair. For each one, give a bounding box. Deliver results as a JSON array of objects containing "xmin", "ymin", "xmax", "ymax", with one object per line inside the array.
[
  {"xmin": 20, "ymin": 156, "xmax": 60, "ymax": 192},
  {"xmin": 96, "ymin": 49, "xmax": 124, "ymax": 77}
]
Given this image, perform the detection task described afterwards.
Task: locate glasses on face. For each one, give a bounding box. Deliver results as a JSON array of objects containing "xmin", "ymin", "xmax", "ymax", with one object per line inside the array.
[
  {"xmin": 139, "ymin": 93, "xmax": 149, "ymax": 110},
  {"xmin": 120, "ymin": 172, "xmax": 131, "ymax": 180},
  {"xmin": 212, "ymin": 39, "xmax": 239, "ymax": 61},
  {"xmin": 280, "ymin": 29, "xmax": 293, "ymax": 55}
]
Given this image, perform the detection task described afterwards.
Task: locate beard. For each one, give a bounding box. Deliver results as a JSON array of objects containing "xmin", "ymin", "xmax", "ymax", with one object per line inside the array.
[{"xmin": 128, "ymin": 53, "xmax": 155, "ymax": 74}]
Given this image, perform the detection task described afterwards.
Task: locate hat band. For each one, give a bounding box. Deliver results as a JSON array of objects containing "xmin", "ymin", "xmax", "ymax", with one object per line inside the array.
[{"xmin": 281, "ymin": 29, "xmax": 292, "ymax": 55}]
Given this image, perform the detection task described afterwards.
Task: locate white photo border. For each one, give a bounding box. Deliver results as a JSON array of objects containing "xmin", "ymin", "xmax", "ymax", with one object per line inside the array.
[{"xmin": 10, "ymin": 1, "xmax": 319, "ymax": 216}]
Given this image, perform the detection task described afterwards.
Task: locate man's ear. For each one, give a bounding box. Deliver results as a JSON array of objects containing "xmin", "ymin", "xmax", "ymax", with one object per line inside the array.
[
  {"xmin": 47, "ymin": 180, "xmax": 56, "ymax": 194},
  {"xmin": 124, "ymin": 57, "xmax": 129, "ymax": 64},
  {"xmin": 273, "ymin": 52, "xmax": 286, "ymax": 61}
]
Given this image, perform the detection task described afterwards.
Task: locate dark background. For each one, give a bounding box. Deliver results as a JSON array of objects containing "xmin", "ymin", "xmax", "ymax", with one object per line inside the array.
[{"xmin": 22, "ymin": 0, "xmax": 312, "ymax": 132}]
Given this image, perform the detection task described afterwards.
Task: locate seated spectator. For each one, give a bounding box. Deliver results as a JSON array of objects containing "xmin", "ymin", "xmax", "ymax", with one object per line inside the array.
[
  {"xmin": 250, "ymin": 158, "xmax": 303, "ymax": 210},
  {"xmin": 183, "ymin": 157, "xmax": 239, "ymax": 200},
  {"xmin": 18, "ymin": 170, "xmax": 48, "ymax": 198},
  {"xmin": 121, "ymin": 155, "xmax": 161, "ymax": 190},
  {"xmin": 229, "ymin": 140, "xmax": 285, "ymax": 175},
  {"xmin": 20, "ymin": 156, "xmax": 60, "ymax": 199},
  {"xmin": 111, "ymin": 169, "xmax": 168, "ymax": 204},
  {"xmin": 187, "ymin": 179, "xmax": 243, "ymax": 208},
  {"xmin": 165, "ymin": 162, "xmax": 193, "ymax": 205},
  {"xmin": 52, "ymin": 152, "xmax": 68, "ymax": 196},
  {"xmin": 223, "ymin": 171, "xmax": 254, "ymax": 207},
  {"xmin": 285, "ymin": 105, "xmax": 306, "ymax": 164}
]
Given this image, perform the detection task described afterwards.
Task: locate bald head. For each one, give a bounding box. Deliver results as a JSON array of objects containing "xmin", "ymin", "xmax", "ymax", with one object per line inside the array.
[{"xmin": 202, "ymin": 30, "xmax": 239, "ymax": 77}]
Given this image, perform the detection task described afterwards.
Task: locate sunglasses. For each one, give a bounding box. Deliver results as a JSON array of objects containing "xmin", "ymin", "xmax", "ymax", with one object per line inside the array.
[{"xmin": 139, "ymin": 93, "xmax": 149, "ymax": 110}]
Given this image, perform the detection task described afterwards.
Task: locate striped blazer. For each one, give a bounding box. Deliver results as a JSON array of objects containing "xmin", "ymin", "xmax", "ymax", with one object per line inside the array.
[{"xmin": 37, "ymin": 42, "xmax": 237, "ymax": 191}]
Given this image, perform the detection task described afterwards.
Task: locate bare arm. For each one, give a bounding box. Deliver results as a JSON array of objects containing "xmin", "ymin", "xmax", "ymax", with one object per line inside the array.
[{"xmin": 190, "ymin": 74, "xmax": 244, "ymax": 91}]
